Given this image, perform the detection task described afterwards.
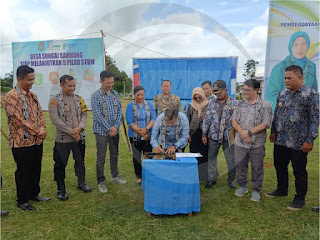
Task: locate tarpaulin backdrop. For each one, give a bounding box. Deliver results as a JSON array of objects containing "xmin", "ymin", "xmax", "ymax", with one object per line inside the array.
[
  {"xmin": 264, "ymin": 0, "xmax": 319, "ymax": 111},
  {"xmin": 133, "ymin": 57, "xmax": 237, "ymax": 110},
  {"xmin": 12, "ymin": 38, "xmax": 105, "ymax": 110}
]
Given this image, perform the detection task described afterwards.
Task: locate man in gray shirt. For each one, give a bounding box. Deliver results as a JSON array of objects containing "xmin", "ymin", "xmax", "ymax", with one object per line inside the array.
[
  {"xmin": 49, "ymin": 75, "xmax": 91, "ymax": 201},
  {"xmin": 232, "ymin": 79, "xmax": 272, "ymax": 202}
]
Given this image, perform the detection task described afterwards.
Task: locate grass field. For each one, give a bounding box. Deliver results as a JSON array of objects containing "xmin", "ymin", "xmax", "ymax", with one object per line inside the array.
[{"xmin": 1, "ymin": 101, "xmax": 319, "ymax": 240}]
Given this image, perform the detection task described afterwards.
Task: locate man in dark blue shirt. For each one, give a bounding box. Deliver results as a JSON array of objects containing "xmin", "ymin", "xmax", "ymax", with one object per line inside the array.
[{"xmin": 265, "ymin": 65, "xmax": 319, "ymax": 210}]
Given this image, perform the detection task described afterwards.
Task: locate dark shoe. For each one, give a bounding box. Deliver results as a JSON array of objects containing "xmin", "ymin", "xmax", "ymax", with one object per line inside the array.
[
  {"xmin": 136, "ymin": 178, "xmax": 142, "ymax": 186},
  {"xmin": 264, "ymin": 190, "xmax": 288, "ymax": 197},
  {"xmin": 17, "ymin": 202, "xmax": 36, "ymax": 210},
  {"xmin": 1, "ymin": 210, "xmax": 9, "ymax": 217},
  {"xmin": 78, "ymin": 184, "xmax": 92, "ymax": 193},
  {"xmin": 228, "ymin": 181, "xmax": 236, "ymax": 189},
  {"xmin": 287, "ymin": 198, "xmax": 305, "ymax": 211},
  {"xmin": 57, "ymin": 190, "xmax": 69, "ymax": 201},
  {"xmin": 32, "ymin": 195, "xmax": 51, "ymax": 202},
  {"xmin": 312, "ymin": 206, "xmax": 320, "ymax": 212},
  {"xmin": 205, "ymin": 181, "xmax": 216, "ymax": 189}
]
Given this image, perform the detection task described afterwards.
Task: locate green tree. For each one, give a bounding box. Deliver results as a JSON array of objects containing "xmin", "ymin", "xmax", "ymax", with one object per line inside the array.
[
  {"xmin": 243, "ymin": 59, "xmax": 259, "ymax": 80},
  {"xmin": 1, "ymin": 71, "xmax": 14, "ymax": 93},
  {"xmin": 105, "ymin": 54, "xmax": 132, "ymax": 96},
  {"xmin": 236, "ymin": 81, "xmax": 243, "ymax": 92},
  {"xmin": 1, "ymin": 71, "xmax": 13, "ymax": 88}
]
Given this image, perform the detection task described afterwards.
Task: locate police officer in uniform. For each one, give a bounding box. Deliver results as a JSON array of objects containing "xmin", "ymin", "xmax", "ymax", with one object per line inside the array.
[{"xmin": 49, "ymin": 75, "xmax": 91, "ymax": 201}]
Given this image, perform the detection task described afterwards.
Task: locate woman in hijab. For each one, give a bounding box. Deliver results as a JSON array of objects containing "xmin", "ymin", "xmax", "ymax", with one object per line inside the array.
[
  {"xmin": 266, "ymin": 31, "xmax": 317, "ymax": 112},
  {"xmin": 126, "ymin": 85, "xmax": 156, "ymax": 185},
  {"xmin": 187, "ymin": 87, "xmax": 209, "ymax": 181}
]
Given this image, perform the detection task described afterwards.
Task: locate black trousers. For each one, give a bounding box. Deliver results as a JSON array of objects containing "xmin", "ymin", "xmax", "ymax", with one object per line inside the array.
[
  {"xmin": 53, "ymin": 142, "xmax": 86, "ymax": 186},
  {"xmin": 11, "ymin": 144, "xmax": 43, "ymax": 204},
  {"xmin": 130, "ymin": 138, "xmax": 152, "ymax": 179},
  {"xmin": 190, "ymin": 129, "xmax": 209, "ymax": 182},
  {"xmin": 190, "ymin": 129, "xmax": 208, "ymax": 164},
  {"xmin": 274, "ymin": 144, "xmax": 308, "ymax": 200}
]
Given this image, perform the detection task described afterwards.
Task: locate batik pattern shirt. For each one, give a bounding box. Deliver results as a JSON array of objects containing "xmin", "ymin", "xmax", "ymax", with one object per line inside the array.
[
  {"xmin": 186, "ymin": 103, "xmax": 208, "ymax": 136},
  {"xmin": 271, "ymin": 85, "xmax": 319, "ymax": 150},
  {"xmin": 150, "ymin": 112, "xmax": 189, "ymax": 150},
  {"xmin": 4, "ymin": 89, "xmax": 46, "ymax": 148},
  {"xmin": 202, "ymin": 97, "xmax": 237, "ymax": 141}
]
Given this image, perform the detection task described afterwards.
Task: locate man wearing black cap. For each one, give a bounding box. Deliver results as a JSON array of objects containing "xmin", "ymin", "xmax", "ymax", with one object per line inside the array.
[{"xmin": 202, "ymin": 80, "xmax": 237, "ymax": 189}]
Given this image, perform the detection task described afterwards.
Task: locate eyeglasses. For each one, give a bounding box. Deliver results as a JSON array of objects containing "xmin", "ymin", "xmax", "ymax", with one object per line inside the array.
[
  {"xmin": 243, "ymin": 88, "xmax": 253, "ymax": 92},
  {"xmin": 193, "ymin": 96, "xmax": 203, "ymax": 100}
]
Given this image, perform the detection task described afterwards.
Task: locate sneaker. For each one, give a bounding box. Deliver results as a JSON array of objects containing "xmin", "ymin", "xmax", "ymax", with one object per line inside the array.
[
  {"xmin": 235, "ymin": 186, "xmax": 248, "ymax": 197},
  {"xmin": 287, "ymin": 198, "xmax": 305, "ymax": 211},
  {"xmin": 111, "ymin": 176, "xmax": 127, "ymax": 184},
  {"xmin": 251, "ymin": 190, "xmax": 261, "ymax": 202},
  {"xmin": 265, "ymin": 190, "xmax": 288, "ymax": 197},
  {"xmin": 98, "ymin": 181, "xmax": 108, "ymax": 193},
  {"xmin": 228, "ymin": 181, "xmax": 236, "ymax": 189}
]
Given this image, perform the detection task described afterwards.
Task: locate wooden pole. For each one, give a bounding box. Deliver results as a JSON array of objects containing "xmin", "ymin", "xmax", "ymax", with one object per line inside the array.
[
  {"xmin": 122, "ymin": 116, "xmax": 132, "ymax": 152},
  {"xmin": 0, "ymin": 127, "xmax": 9, "ymax": 141},
  {"xmin": 100, "ymin": 30, "xmax": 108, "ymax": 70}
]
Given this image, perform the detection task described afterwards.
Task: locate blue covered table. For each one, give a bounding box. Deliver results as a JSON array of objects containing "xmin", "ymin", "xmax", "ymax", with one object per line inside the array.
[{"xmin": 142, "ymin": 157, "xmax": 200, "ymax": 216}]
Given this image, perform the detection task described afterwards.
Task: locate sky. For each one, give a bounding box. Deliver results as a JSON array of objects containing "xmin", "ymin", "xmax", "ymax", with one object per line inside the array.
[{"xmin": 0, "ymin": 0, "xmax": 270, "ymax": 81}]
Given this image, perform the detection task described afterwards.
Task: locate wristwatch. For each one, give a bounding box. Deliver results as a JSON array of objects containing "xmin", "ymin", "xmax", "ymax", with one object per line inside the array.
[
  {"xmin": 248, "ymin": 130, "xmax": 253, "ymax": 137},
  {"xmin": 145, "ymin": 127, "xmax": 150, "ymax": 131}
]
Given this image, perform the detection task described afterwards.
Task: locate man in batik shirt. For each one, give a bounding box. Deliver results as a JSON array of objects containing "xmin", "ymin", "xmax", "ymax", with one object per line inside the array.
[
  {"xmin": 265, "ymin": 65, "xmax": 319, "ymax": 211},
  {"xmin": 4, "ymin": 65, "xmax": 50, "ymax": 211},
  {"xmin": 202, "ymin": 80, "xmax": 237, "ymax": 189},
  {"xmin": 151, "ymin": 107, "xmax": 189, "ymax": 155}
]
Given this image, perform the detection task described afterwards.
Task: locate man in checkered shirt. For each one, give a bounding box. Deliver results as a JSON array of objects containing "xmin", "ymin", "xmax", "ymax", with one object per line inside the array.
[{"xmin": 91, "ymin": 70, "xmax": 127, "ymax": 194}]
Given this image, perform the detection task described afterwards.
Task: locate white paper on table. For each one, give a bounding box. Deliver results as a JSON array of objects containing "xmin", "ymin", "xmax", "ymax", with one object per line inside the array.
[{"xmin": 175, "ymin": 153, "xmax": 203, "ymax": 158}]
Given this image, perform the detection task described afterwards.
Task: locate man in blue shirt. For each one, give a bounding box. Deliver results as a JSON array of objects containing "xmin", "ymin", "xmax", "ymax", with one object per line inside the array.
[
  {"xmin": 151, "ymin": 107, "xmax": 189, "ymax": 156},
  {"xmin": 91, "ymin": 70, "xmax": 127, "ymax": 193},
  {"xmin": 265, "ymin": 65, "xmax": 319, "ymax": 210},
  {"xmin": 202, "ymin": 80, "xmax": 216, "ymax": 101}
]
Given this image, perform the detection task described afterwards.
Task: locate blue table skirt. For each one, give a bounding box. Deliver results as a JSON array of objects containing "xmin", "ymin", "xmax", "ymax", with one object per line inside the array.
[{"xmin": 142, "ymin": 157, "xmax": 200, "ymax": 215}]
